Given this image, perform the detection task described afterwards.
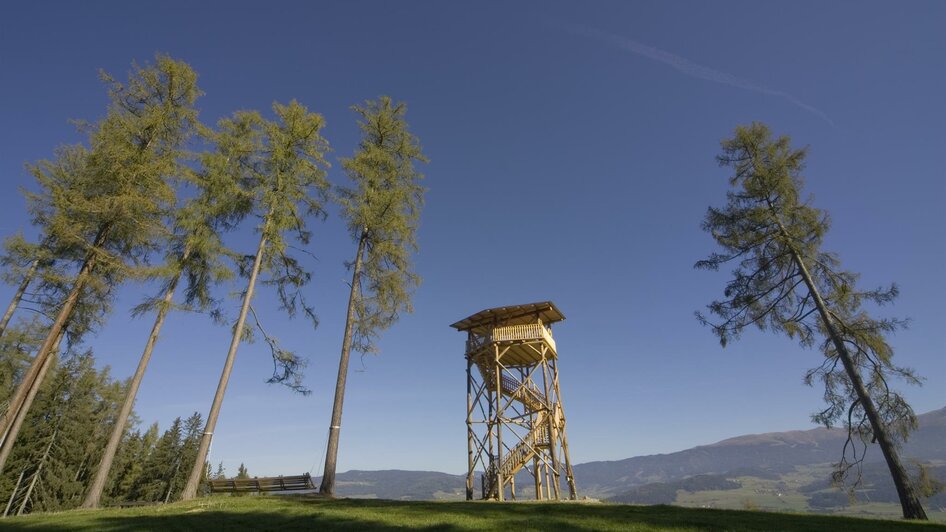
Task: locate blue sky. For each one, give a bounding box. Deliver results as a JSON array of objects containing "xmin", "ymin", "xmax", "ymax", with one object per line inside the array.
[{"xmin": 1, "ymin": 1, "xmax": 943, "ymax": 477}]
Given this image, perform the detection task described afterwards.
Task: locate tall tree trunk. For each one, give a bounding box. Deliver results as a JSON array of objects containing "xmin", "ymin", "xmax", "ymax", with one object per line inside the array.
[
  {"xmin": 180, "ymin": 230, "xmax": 268, "ymax": 501},
  {"xmin": 0, "ymin": 334, "xmax": 62, "ymax": 473},
  {"xmin": 0, "ymin": 224, "xmax": 109, "ymax": 438},
  {"xmin": 82, "ymin": 246, "xmax": 190, "ymax": 508},
  {"xmin": 781, "ymin": 224, "xmax": 928, "ymax": 520},
  {"xmin": 320, "ymin": 230, "xmax": 367, "ymax": 496},
  {"xmin": 0, "ymin": 258, "xmax": 38, "ymax": 339},
  {"xmin": 17, "ymin": 428, "xmax": 56, "ymax": 516}
]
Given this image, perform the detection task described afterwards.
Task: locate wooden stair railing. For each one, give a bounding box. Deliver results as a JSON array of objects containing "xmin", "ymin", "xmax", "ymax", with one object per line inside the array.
[{"xmin": 483, "ymin": 411, "xmax": 550, "ymax": 498}]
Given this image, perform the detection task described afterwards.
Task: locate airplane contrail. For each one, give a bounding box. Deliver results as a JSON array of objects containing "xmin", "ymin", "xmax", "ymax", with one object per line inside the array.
[{"xmin": 563, "ymin": 24, "xmax": 835, "ymax": 127}]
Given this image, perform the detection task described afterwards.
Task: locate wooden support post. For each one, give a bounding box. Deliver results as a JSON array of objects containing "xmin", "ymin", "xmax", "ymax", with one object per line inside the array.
[
  {"xmin": 537, "ymin": 350, "xmax": 559, "ymax": 500},
  {"xmin": 494, "ymin": 343, "xmax": 504, "ymax": 501},
  {"xmin": 465, "ymin": 355, "xmax": 474, "ymax": 500},
  {"xmin": 551, "ymin": 358, "xmax": 578, "ymax": 500},
  {"xmin": 533, "ymin": 442, "xmax": 541, "ymax": 499},
  {"xmin": 486, "ymin": 360, "xmax": 494, "ymax": 499},
  {"xmin": 561, "ymin": 429, "xmax": 578, "ymax": 500}
]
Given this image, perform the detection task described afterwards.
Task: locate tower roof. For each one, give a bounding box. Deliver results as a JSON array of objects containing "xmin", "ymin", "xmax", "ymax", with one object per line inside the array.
[{"xmin": 450, "ymin": 301, "xmax": 565, "ymax": 333}]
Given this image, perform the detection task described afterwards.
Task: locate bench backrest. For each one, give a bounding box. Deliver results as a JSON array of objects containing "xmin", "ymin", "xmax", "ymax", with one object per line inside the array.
[{"xmin": 208, "ymin": 474, "xmax": 314, "ymax": 493}]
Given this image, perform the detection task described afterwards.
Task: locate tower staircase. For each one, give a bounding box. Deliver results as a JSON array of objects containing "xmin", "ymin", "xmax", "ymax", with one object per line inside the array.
[
  {"xmin": 477, "ymin": 365, "xmax": 548, "ymax": 412},
  {"xmin": 482, "ymin": 410, "xmax": 552, "ymax": 498},
  {"xmin": 477, "ymin": 363, "xmax": 560, "ymax": 498}
]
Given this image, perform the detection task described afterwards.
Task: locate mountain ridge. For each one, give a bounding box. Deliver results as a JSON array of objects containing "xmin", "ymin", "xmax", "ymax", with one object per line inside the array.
[
  {"xmin": 574, "ymin": 405, "xmax": 946, "ymax": 497},
  {"xmin": 318, "ymin": 405, "xmax": 945, "ymax": 512}
]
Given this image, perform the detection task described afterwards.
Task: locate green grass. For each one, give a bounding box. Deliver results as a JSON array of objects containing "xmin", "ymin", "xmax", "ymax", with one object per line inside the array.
[
  {"xmin": 676, "ymin": 475, "xmax": 811, "ymax": 513},
  {"xmin": 669, "ymin": 464, "xmax": 946, "ymax": 522},
  {"xmin": 2, "ymin": 496, "xmax": 945, "ymax": 531}
]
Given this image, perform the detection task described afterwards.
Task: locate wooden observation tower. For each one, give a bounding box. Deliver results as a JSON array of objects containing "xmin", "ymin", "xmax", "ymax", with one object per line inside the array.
[{"xmin": 451, "ymin": 301, "xmax": 577, "ymax": 501}]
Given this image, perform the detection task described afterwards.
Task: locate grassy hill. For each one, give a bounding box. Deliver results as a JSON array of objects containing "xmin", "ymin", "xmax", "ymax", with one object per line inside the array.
[
  {"xmin": 308, "ymin": 408, "xmax": 946, "ymax": 521},
  {"xmin": 3, "ymin": 495, "xmax": 946, "ymax": 531},
  {"xmin": 605, "ymin": 462, "xmax": 946, "ymax": 520}
]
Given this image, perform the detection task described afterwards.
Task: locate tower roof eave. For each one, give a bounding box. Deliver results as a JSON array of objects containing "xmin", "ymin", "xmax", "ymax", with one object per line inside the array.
[{"xmin": 449, "ymin": 301, "xmax": 565, "ymax": 332}]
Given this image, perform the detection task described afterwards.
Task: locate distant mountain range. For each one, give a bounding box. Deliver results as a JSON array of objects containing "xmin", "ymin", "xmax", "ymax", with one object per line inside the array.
[
  {"xmin": 576, "ymin": 405, "xmax": 946, "ymax": 499},
  {"xmin": 314, "ymin": 406, "xmax": 946, "ymax": 517}
]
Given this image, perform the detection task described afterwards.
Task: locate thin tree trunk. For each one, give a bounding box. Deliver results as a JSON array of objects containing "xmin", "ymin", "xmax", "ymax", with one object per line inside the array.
[
  {"xmin": 0, "ymin": 224, "xmax": 109, "ymax": 438},
  {"xmin": 83, "ymin": 246, "xmax": 190, "ymax": 508},
  {"xmin": 17, "ymin": 428, "xmax": 56, "ymax": 516},
  {"xmin": 0, "ymin": 258, "xmax": 38, "ymax": 339},
  {"xmin": 3, "ymin": 469, "xmax": 26, "ymax": 518},
  {"xmin": 180, "ymin": 230, "xmax": 268, "ymax": 501},
  {"xmin": 780, "ymin": 222, "xmax": 928, "ymax": 520},
  {"xmin": 73, "ymin": 456, "xmax": 86, "ymax": 483},
  {"xmin": 164, "ymin": 457, "xmax": 182, "ymax": 504},
  {"xmin": 0, "ymin": 334, "xmax": 62, "ymax": 473},
  {"xmin": 319, "ymin": 230, "xmax": 367, "ymax": 496}
]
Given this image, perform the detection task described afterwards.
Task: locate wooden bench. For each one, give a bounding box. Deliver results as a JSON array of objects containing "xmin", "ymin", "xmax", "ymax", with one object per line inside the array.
[{"xmin": 208, "ymin": 473, "xmax": 315, "ymax": 494}]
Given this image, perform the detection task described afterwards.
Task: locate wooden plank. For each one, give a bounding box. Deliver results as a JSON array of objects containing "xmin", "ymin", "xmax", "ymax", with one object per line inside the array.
[{"xmin": 209, "ymin": 474, "xmax": 313, "ymax": 493}]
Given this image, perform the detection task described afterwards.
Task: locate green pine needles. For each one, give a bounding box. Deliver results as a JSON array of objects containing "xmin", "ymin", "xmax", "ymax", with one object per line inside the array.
[
  {"xmin": 697, "ymin": 122, "xmax": 927, "ymax": 520},
  {"xmin": 337, "ymin": 96, "xmax": 428, "ymax": 354},
  {"xmin": 203, "ymin": 99, "xmax": 331, "ymax": 391}
]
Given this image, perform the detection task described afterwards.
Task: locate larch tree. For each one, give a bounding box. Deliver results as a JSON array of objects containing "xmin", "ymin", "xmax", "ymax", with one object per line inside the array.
[
  {"xmin": 696, "ymin": 122, "xmax": 927, "ymax": 520},
  {"xmin": 0, "ymin": 251, "xmax": 38, "ymax": 340},
  {"xmin": 0, "ymin": 55, "xmax": 199, "ymax": 443},
  {"xmin": 0, "ymin": 156, "xmax": 108, "ymax": 474},
  {"xmin": 0, "ymin": 318, "xmax": 49, "ymax": 468},
  {"xmin": 82, "ymin": 115, "xmax": 246, "ymax": 508},
  {"xmin": 0, "ymin": 318, "xmax": 46, "ymax": 413},
  {"xmin": 180, "ymin": 100, "xmax": 330, "ymax": 500},
  {"xmin": 0, "ymin": 236, "xmax": 54, "ymax": 339},
  {"xmin": 320, "ymin": 97, "xmax": 427, "ymax": 495},
  {"xmin": 0, "ymin": 149, "xmax": 91, "ymax": 350},
  {"xmin": 0, "ymin": 265, "xmax": 114, "ymax": 475},
  {"xmin": 0, "ymin": 331, "xmax": 64, "ymax": 474}
]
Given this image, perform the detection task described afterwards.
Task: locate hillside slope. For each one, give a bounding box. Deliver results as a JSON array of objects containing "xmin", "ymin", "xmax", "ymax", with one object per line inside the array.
[{"xmin": 577, "ymin": 406, "xmax": 946, "ymax": 498}]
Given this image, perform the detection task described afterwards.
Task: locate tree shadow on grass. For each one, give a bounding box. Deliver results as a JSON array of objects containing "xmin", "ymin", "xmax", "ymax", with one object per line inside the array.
[
  {"xmin": 2, "ymin": 497, "xmax": 943, "ymax": 531},
  {"xmin": 292, "ymin": 498, "xmax": 946, "ymax": 532}
]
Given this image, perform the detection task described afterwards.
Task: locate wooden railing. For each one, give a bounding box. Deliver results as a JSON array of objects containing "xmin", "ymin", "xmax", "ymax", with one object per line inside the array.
[
  {"xmin": 467, "ymin": 323, "xmax": 556, "ymax": 353},
  {"xmin": 477, "ymin": 365, "xmax": 549, "ymax": 411}
]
